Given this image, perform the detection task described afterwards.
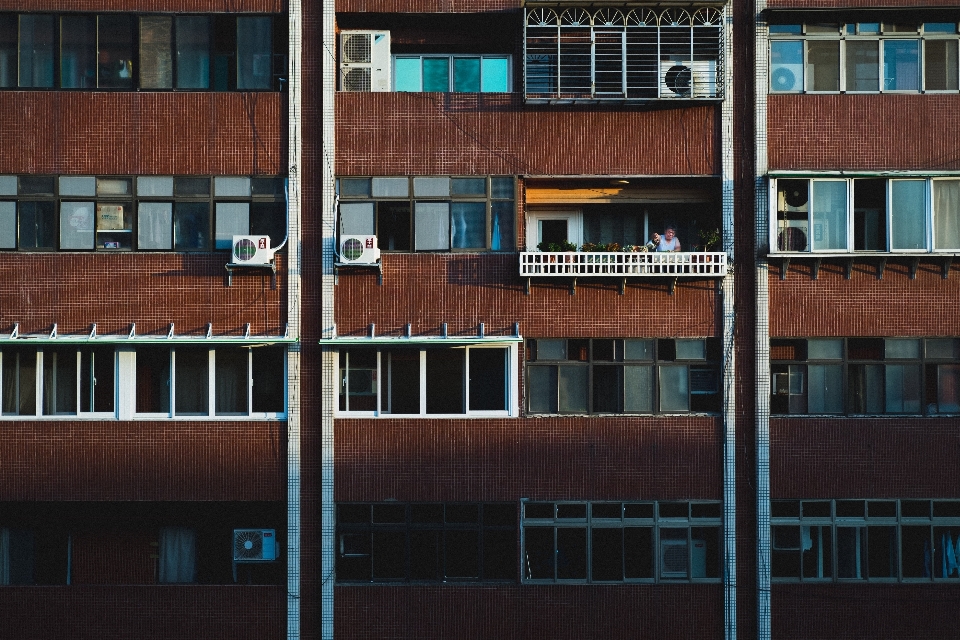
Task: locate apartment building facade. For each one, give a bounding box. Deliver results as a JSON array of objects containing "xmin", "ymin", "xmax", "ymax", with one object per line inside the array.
[{"xmin": 2, "ymin": 0, "xmax": 960, "ymax": 638}]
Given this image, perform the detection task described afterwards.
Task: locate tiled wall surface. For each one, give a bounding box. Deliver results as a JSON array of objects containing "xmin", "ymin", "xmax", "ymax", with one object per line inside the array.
[
  {"xmin": 768, "ymin": 95, "xmax": 960, "ymax": 172},
  {"xmin": 336, "ymin": 584, "xmax": 723, "ymax": 640},
  {"xmin": 0, "ymin": 253, "xmax": 287, "ymax": 337},
  {"xmin": 0, "ymin": 585, "xmax": 284, "ymax": 640},
  {"xmin": 337, "ymin": 0, "xmax": 519, "ymax": 13},
  {"xmin": 336, "ymin": 416, "xmax": 723, "ymax": 501},
  {"xmin": 0, "ymin": 1, "xmax": 283, "ymax": 12},
  {"xmin": 0, "ymin": 421, "xmax": 285, "ymax": 500},
  {"xmin": 0, "ymin": 93, "xmax": 284, "ymax": 176}
]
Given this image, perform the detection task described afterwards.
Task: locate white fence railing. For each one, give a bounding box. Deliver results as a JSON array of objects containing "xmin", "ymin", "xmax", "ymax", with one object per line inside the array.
[{"xmin": 519, "ymin": 251, "xmax": 727, "ymax": 277}]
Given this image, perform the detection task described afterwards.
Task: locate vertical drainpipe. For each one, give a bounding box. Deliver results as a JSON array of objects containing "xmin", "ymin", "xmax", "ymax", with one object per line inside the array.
[
  {"xmin": 321, "ymin": 0, "xmax": 337, "ymax": 639},
  {"xmin": 721, "ymin": 4, "xmax": 737, "ymax": 640},
  {"xmin": 287, "ymin": 0, "xmax": 303, "ymax": 638},
  {"xmin": 754, "ymin": 3, "xmax": 772, "ymax": 640}
]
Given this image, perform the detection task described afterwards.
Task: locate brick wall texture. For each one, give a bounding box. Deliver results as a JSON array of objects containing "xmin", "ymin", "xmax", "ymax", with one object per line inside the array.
[{"xmin": 0, "ymin": 1, "xmax": 283, "ymax": 12}]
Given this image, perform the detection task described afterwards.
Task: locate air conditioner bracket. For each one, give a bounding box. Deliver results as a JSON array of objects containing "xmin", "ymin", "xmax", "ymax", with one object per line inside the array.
[
  {"xmin": 334, "ymin": 261, "xmax": 383, "ymax": 286},
  {"xmin": 226, "ymin": 262, "xmax": 277, "ymax": 288}
]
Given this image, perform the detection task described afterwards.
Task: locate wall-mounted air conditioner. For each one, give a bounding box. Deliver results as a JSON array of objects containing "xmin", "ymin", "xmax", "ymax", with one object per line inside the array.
[
  {"xmin": 339, "ymin": 235, "xmax": 380, "ymax": 265},
  {"xmin": 230, "ymin": 235, "xmax": 274, "ymax": 266},
  {"xmin": 660, "ymin": 538, "xmax": 707, "ymax": 578},
  {"xmin": 777, "ymin": 219, "xmax": 809, "ymax": 251},
  {"xmin": 339, "ymin": 30, "xmax": 391, "ymax": 92},
  {"xmin": 233, "ymin": 529, "xmax": 280, "ymax": 562},
  {"xmin": 770, "ymin": 63, "xmax": 803, "ymax": 92},
  {"xmin": 659, "ymin": 60, "xmax": 717, "ymax": 98}
]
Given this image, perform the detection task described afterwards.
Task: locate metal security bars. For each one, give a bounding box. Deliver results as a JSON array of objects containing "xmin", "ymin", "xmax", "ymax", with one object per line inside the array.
[{"xmin": 524, "ymin": 6, "xmax": 724, "ymax": 102}]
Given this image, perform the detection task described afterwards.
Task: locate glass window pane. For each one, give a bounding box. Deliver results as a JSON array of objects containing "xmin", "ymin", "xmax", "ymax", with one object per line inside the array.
[
  {"xmin": 175, "ymin": 349, "xmax": 208, "ymax": 415},
  {"xmin": 0, "ymin": 175, "xmax": 15, "ymax": 195},
  {"xmin": 214, "ymin": 177, "xmax": 251, "ymax": 197},
  {"xmin": 558, "ymin": 365, "xmax": 588, "ymax": 413},
  {"xmin": 249, "ymin": 202, "xmax": 285, "ymax": 247},
  {"xmin": 394, "ymin": 57, "xmax": 421, "ymax": 91},
  {"xmin": 556, "ymin": 527, "xmax": 587, "ymax": 579},
  {"xmin": 624, "ymin": 339, "xmax": 654, "ymax": 360},
  {"xmin": 676, "ymin": 339, "xmax": 706, "ymax": 360},
  {"xmin": 808, "ymin": 338, "xmax": 843, "ymax": 360},
  {"xmin": 591, "ymin": 528, "xmax": 623, "ymax": 581},
  {"xmin": 339, "ymin": 178, "xmax": 371, "ymax": 197},
  {"xmin": 808, "ymin": 364, "xmax": 843, "ymax": 413},
  {"xmin": 17, "ymin": 201, "xmax": 56, "ymax": 249},
  {"xmin": 252, "ymin": 347, "xmax": 284, "ymax": 413},
  {"xmin": 137, "ymin": 176, "xmax": 174, "ymax": 197},
  {"xmin": 624, "ymin": 365, "xmax": 653, "ymax": 412},
  {"xmin": 372, "ymin": 177, "xmax": 409, "ymax": 198},
  {"xmin": 2, "ymin": 347, "xmax": 37, "ymax": 415},
  {"xmin": 934, "ymin": 180, "xmax": 960, "ymax": 250},
  {"xmin": 377, "ymin": 201, "xmax": 411, "ymax": 251},
  {"xmin": 884, "ymin": 40, "xmax": 920, "ymax": 91},
  {"xmin": 770, "ymin": 40, "xmax": 804, "ymax": 92},
  {"xmin": 176, "ymin": 16, "xmax": 210, "ymax": 89},
  {"xmin": 0, "ymin": 201, "xmax": 15, "ymax": 248},
  {"xmin": 96, "ymin": 178, "xmax": 131, "ymax": 196},
  {"xmin": 925, "ymin": 40, "xmax": 959, "ymax": 91},
  {"xmin": 858, "ymin": 23, "xmax": 881, "ymax": 35},
  {"xmin": 215, "ymin": 202, "xmax": 250, "ymax": 249},
  {"xmin": 537, "ymin": 339, "xmax": 567, "ymax": 360},
  {"xmin": 468, "ymin": 348, "xmax": 506, "ymax": 411},
  {"xmin": 491, "ymin": 201, "xmax": 514, "ymax": 251},
  {"xmin": 60, "ymin": 202, "xmax": 95, "ymax": 250},
  {"xmin": 97, "ymin": 15, "xmax": 135, "ymax": 89},
  {"xmin": 885, "ymin": 364, "xmax": 921, "ymax": 413},
  {"xmin": 807, "ymin": 40, "xmax": 840, "ymax": 91},
  {"xmin": 890, "ymin": 180, "xmax": 926, "ymax": 250},
  {"xmin": 60, "ymin": 15, "xmax": 96, "ymax": 89},
  {"xmin": 215, "ymin": 348, "xmax": 248, "ymax": 414},
  {"xmin": 426, "ymin": 349, "xmax": 464, "ymax": 413},
  {"xmin": 453, "ymin": 57, "xmax": 480, "ymax": 92},
  {"xmin": 42, "ymin": 348, "xmax": 77, "ymax": 415},
  {"xmin": 846, "ymin": 41, "xmax": 879, "ymax": 91},
  {"xmin": 19, "ymin": 15, "xmax": 55, "ymax": 88},
  {"xmin": 414, "ymin": 202, "xmax": 450, "ymax": 250},
  {"xmin": 592, "ymin": 365, "xmax": 622, "ymax": 413},
  {"xmin": 140, "ymin": 16, "xmax": 173, "ymax": 89},
  {"xmin": 0, "ymin": 15, "xmax": 16, "ymax": 88},
  {"xmin": 174, "ymin": 177, "xmax": 210, "ymax": 197},
  {"xmin": 386, "ymin": 349, "xmax": 419, "ymax": 414},
  {"xmin": 658, "ymin": 365, "xmax": 689, "ymax": 412},
  {"xmin": 451, "ymin": 202, "xmax": 485, "ymax": 249},
  {"xmin": 59, "ymin": 177, "xmax": 96, "ymax": 197},
  {"xmin": 481, "ymin": 57, "xmax": 509, "ymax": 92},
  {"xmin": 237, "ymin": 17, "xmax": 272, "ymax": 90},
  {"xmin": 95, "ymin": 203, "xmax": 133, "ymax": 250},
  {"xmin": 451, "ymin": 178, "xmax": 486, "ymax": 197},
  {"xmin": 936, "ymin": 364, "xmax": 960, "ymax": 413},
  {"xmin": 136, "ymin": 347, "xmax": 170, "ymax": 413},
  {"xmin": 422, "ymin": 57, "xmax": 449, "ymax": 91},
  {"xmin": 174, "ymin": 202, "xmax": 211, "ymax": 250},
  {"xmin": 527, "ymin": 366, "xmax": 558, "ymax": 413},
  {"xmin": 524, "ymin": 527, "xmax": 555, "ymax": 579},
  {"xmin": 885, "ymin": 338, "xmax": 921, "ymax": 359},
  {"xmin": 138, "ymin": 202, "xmax": 173, "ymax": 250},
  {"xmin": 811, "ymin": 181, "xmax": 847, "ymax": 250},
  {"xmin": 413, "ymin": 177, "xmax": 450, "ymax": 197}
]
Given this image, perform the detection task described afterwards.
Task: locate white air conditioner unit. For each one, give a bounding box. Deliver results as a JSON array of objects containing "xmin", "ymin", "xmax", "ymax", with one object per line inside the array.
[
  {"xmin": 340, "ymin": 30, "xmax": 391, "ymax": 92},
  {"xmin": 339, "ymin": 234, "xmax": 380, "ymax": 265},
  {"xmin": 770, "ymin": 63, "xmax": 803, "ymax": 92},
  {"xmin": 778, "ymin": 188, "xmax": 809, "ymax": 213},
  {"xmin": 231, "ymin": 235, "xmax": 274, "ymax": 266},
  {"xmin": 233, "ymin": 529, "xmax": 280, "ymax": 562},
  {"xmin": 777, "ymin": 219, "xmax": 809, "ymax": 251},
  {"xmin": 659, "ymin": 60, "xmax": 717, "ymax": 98},
  {"xmin": 660, "ymin": 538, "xmax": 707, "ymax": 579}
]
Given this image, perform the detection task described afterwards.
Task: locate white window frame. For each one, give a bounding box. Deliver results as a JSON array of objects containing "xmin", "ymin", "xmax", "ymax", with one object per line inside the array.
[
  {"xmin": 524, "ymin": 209, "xmax": 583, "ymax": 251},
  {"xmin": 0, "ymin": 347, "xmax": 116, "ymax": 419},
  {"xmin": 336, "ymin": 342, "xmax": 520, "ymax": 418}
]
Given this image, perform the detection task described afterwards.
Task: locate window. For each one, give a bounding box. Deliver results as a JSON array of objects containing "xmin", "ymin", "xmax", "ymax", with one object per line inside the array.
[
  {"xmin": 772, "ymin": 177, "xmax": 960, "ymax": 253},
  {"xmin": 337, "ymin": 176, "xmax": 515, "ymax": 252},
  {"xmin": 522, "ymin": 501, "xmax": 721, "ymax": 583},
  {"xmin": 770, "ymin": 22, "xmax": 959, "ymax": 93},
  {"xmin": 1, "ymin": 344, "xmax": 285, "ymax": 418},
  {"xmin": 337, "ymin": 344, "xmax": 518, "ymax": 416},
  {"xmin": 526, "ymin": 338, "xmax": 719, "ymax": 415},
  {"xmin": 0, "ymin": 175, "xmax": 285, "ymax": 252},
  {"xmin": 394, "ymin": 55, "xmax": 510, "ymax": 92},
  {"xmin": 771, "ymin": 337, "xmax": 960, "ymax": 416},
  {"xmin": 524, "ymin": 6, "xmax": 723, "ymax": 101},
  {"xmin": 772, "ymin": 499, "xmax": 960, "ymax": 582},
  {"xmin": 336, "ymin": 502, "xmax": 516, "ymax": 583},
  {"xmin": 0, "ymin": 13, "xmax": 286, "ymax": 91}
]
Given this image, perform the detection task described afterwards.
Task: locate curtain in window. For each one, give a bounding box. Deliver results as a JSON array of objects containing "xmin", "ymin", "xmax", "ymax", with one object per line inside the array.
[
  {"xmin": 157, "ymin": 527, "xmax": 197, "ymax": 583},
  {"xmin": 934, "ymin": 180, "xmax": 960, "ymax": 250},
  {"xmin": 0, "ymin": 528, "xmax": 9, "ymax": 585},
  {"xmin": 215, "ymin": 348, "xmax": 247, "ymax": 415}
]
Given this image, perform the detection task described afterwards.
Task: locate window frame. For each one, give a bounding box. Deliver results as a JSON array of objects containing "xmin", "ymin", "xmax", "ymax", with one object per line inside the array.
[{"xmin": 392, "ymin": 54, "xmax": 512, "ymax": 93}]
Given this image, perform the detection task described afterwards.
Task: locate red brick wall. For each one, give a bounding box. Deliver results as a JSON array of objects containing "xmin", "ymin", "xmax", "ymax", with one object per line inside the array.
[
  {"xmin": 770, "ymin": 418, "xmax": 960, "ymax": 497},
  {"xmin": 768, "ymin": 95, "xmax": 960, "ymax": 172},
  {"xmin": 0, "ymin": 253, "xmax": 286, "ymax": 337},
  {"xmin": 337, "ymin": 93, "xmax": 719, "ymax": 177},
  {"xmin": 0, "ymin": 420, "xmax": 285, "ymax": 500},
  {"xmin": 336, "ymin": 417, "xmax": 722, "ymax": 501},
  {"xmin": 336, "ymin": 584, "xmax": 723, "ymax": 640},
  {"xmin": 768, "ymin": 265, "xmax": 960, "ymax": 338},
  {"xmin": 0, "ymin": 93, "xmax": 284, "ymax": 176},
  {"xmin": 0, "ymin": 585, "xmax": 284, "ymax": 640},
  {"xmin": 0, "ymin": 1, "xmax": 283, "ymax": 12},
  {"xmin": 772, "ymin": 584, "xmax": 960, "ymax": 639},
  {"xmin": 337, "ymin": 0, "xmax": 517, "ymax": 12},
  {"xmin": 335, "ymin": 254, "xmax": 720, "ymax": 338}
]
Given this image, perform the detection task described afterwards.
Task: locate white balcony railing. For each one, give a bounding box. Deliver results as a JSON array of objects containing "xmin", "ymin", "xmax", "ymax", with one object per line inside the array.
[{"xmin": 519, "ymin": 251, "xmax": 727, "ymax": 277}]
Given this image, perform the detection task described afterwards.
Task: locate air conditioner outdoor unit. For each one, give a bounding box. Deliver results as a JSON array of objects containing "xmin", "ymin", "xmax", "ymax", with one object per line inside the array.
[
  {"xmin": 778, "ymin": 188, "xmax": 809, "ymax": 213},
  {"xmin": 230, "ymin": 235, "xmax": 274, "ymax": 266},
  {"xmin": 340, "ymin": 30, "xmax": 391, "ymax": 92},
  {"xmin": 339, "ymin": 234, "xmax": 380, "ymax": 265},
  {"xmin": 770, "ymin": 63, "xmax": 804, "ymax": 92},
  {"xmin": 660, "ymin": 538, "xmax": 707, "ymax": 578},
  {"xmin": 659, "ymin": 60, "xmax": 717, "ymax": 98},
  {"xmin": 777, "ymin": 219, "xmax": 809, "ymax": 251},
  {"xmin": 234, "ymin": 529, "xmax": 280, "ymax": 562}
]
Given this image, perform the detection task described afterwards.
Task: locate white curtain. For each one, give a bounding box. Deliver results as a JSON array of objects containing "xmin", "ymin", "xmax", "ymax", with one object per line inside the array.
[
  {"xmin": 0, "ymin": 528, "xmax": 9, "ymax": 585},
  {"xmin": 158, "ymin": 527, "xmax": 197, "ymax": 583},
  {"xmin": 934, "ymin": 180, "xmax": 960, "ymax": 250}
]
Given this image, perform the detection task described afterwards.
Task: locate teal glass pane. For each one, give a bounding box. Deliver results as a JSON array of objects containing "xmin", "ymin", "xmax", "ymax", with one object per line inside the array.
[
  {"xmin": 811, "ymin": 180, "xmax": 847, "ymax": 250},
  {"xmin": 769, "ymin": 25, "xmax": 802, "ymax": 34},
  {"xmin": 481, "ymin": 57, "xmax": 509, "ymax": 92},
  {"xmin": 422, "ymin": 58, "xmax": 449, "ymax": 92},
  {"xmin": 394, "ymin": 57, "xmax": 421, "ymax": 91},
  {"xmin": 883, "ymin": 40, "xmax": 920, "ymax": 90},
  {"xmin": 924, "ymin": 23, "xmax": 957, "ymax": 34},
  {"xmin": 890, "ymin": 180, "xmax": 926, "ymax": 250},
  {"xmin": 453, "ymin": 57, "xmax": 480, "ymax": 92}
]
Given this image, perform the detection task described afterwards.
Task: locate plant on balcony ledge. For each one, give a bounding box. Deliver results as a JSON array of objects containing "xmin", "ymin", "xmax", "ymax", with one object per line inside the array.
[
  {"xmin": 693, "ymin": 228, "xmax": 721, "ymax": 252},
  {"xmin": 537, "ymin": 240, "xmax": 578, "ymax": 252}
]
